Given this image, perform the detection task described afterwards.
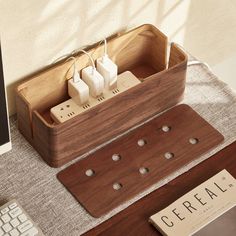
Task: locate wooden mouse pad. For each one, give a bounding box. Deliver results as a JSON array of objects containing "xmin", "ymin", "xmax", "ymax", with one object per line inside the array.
[{"xmin": 57, "ymin": 104, "xmax": 224, "ymax": 217}]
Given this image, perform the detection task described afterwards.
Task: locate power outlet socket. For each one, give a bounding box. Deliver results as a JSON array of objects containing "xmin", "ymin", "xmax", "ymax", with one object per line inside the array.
[{"xmin": 50, "ymin": 71, "xmax": 140, "ymax": 123}]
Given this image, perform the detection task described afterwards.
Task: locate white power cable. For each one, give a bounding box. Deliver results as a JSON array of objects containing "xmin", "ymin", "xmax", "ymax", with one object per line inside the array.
[
  {"xmin": 76, "ymin": 49, "xmax": 96, "ymax": 74},
  {"xmin": 187, "ymin": 60, "xmax": 211, "ymax": 71},
  {"xmin": 65, "ymin": 57, "xmax": 78, "ymax": 82}
]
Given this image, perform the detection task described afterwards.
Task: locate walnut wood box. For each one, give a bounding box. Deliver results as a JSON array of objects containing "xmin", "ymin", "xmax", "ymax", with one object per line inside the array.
[{"xmin": 16, "ymin": 24, "xmax": 188, "ymax": 167}]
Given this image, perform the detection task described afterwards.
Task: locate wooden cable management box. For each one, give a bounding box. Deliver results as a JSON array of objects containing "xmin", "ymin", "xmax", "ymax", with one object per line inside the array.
[
  {"xmin": 57, "ymin": 105, "xmax": 224, "ymax": 217},
  {"xmin": 16, "ymin": 24, "xmax": 188, "ymax": 167}
]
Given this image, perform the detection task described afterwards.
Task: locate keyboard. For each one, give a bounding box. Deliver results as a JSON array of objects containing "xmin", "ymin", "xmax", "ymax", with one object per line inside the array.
[{"xmin": 0, "ymin": 200, "xmax": 44, "ymax": 236}]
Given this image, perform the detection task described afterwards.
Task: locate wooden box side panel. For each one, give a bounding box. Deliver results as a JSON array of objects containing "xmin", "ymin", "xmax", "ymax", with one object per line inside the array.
[
  {"xmin": 15, "ymin": 93, "xmax": 33, "ymax": 142},
  {"xmin": 169, "ymin": 43, "xmax": 187, "ymax": 68}
]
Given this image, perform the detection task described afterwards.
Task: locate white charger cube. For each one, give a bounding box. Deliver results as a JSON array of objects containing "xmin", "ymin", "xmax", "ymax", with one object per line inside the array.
[
  {"xmin": 68, "ymin": 78, "xmax": 89, "ymax": 105},
  {"xmin": 97, "ymin": 56, "xmax": 118, "ymax": 90},
  {"xmin": 82, "ymin": 66, "xmax": 104, "ymax": 97}
]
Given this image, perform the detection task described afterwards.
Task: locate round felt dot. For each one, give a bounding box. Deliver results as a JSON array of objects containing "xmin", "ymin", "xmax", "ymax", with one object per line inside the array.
[
  {"xmin": 162, "ymin": 125, "xmax": 171, "ymax": 132},
  {"xmin": 139, "ymin": 167, "xmax": 149, "ymax": 175},
  {"xmin": 137, "ymin": 139, "xmax": 147, "ymax": 147},
  {"xmin": 164, "ymin": 152, "xmax": 174, "ymax": 159},
  {"xmin": 113, "ymin": 183, "xmax": 122, "ymax": 190},
  {"xmin": 112, "ymin": 154, "xmax": 121, "ymax": 161},
  {"xmin": 85, "ymin": 169, "xmax": 95, "ymax": 177},
  {"xmin": 189, "ymin": 138, "xmax": 199, "ymax": 144}
]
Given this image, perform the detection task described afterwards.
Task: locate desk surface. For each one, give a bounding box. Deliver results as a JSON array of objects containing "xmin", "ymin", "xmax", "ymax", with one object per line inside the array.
[
  {"xmin": 1, "ymin": 62, "xmax": 236, "ymax": 236},
  {"xmin": 84, "ymin": 142, "xmax": 236, "ymax": 236}
]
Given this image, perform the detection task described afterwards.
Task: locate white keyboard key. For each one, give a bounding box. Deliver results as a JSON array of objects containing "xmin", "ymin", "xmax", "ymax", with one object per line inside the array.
[
  {"xmin": 10, "ymin": 218, "xmax": 20, "ymax": 227},
  {"xmin": 2, "ymin": 223, "xmax": 12, "ymax": 232},
  {"xmin": 9, "ymin": 207, "xmax": 22, "ymax": 218},
  {"xmin": 21, "ymin": 227, "xmax": 38, "ymax": 236},
  {"xmin": 9, "ymin": 203, "xmax": 17, "ymax": 210},
  {"xmin": 1, "ymin": 207, "xmax": 9, "ymax": 214},
  {"xmin": 9, "ymin": 229, "xmax": 20, "ymax": 236},
  {"xmin": 18, "ymin": 220, "xmax": 33, "ymax": 233},
  {"xmin": 1, "ymin": 214, "xmax": 11, "ymax": 223},
  {"xmin": 0, "ymin": 201, "xmax": 43, "ymax": 235},
  {"xmin": 18, "ymin": 214, "xmax": 27, "ymax": 223}
]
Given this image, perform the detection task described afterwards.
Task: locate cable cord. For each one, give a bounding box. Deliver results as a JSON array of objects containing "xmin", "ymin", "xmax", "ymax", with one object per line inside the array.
[
  {"xmin": 66, "ymin": 56, "xmax": 76, "ymax": 65},
  {"xmin": 65, "ymin": 56, "xmax": 79, "ymax": 83},
  {"xmin": 173, "ymin": 42, "xmax": 211, "ymax": 71},
  {"xmin": 77, "ymin": 49, "xmax": 96, "ymax": 73},
  {"xmin": 52, "ymin": 53, "xmax": 74, "ymax": 64},
  {"xmin": 103, "ymin": 38, "xmax": 107, "ymax": 56},
  {"xmin": 187, "ymin": 60, "xmax": 211, "ymax": 71}
]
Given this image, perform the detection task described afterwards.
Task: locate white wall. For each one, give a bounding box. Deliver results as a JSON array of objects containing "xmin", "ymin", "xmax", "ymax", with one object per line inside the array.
[{"xmin": 1, "ymin": 0, "xmax": 236, "ymax": 115}]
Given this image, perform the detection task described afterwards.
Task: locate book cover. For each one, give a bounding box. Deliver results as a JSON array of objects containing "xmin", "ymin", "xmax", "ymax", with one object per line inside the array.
[{"xmin": 149, "ymin": 169, "xmax": 236, "ymax": 236}]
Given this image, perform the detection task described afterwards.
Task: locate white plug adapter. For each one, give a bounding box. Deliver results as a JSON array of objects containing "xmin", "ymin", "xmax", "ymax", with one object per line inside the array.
[
  {"xmin": 82, "ymin": 66, "xmax": 104, "ymax": 97},
  {"xmin": 68, "ymin": 69, "xmax": 89, "ymax": 105},
  {"xmin": 97, "ymin": 54, "xmax": 118, "ymax": 90}
]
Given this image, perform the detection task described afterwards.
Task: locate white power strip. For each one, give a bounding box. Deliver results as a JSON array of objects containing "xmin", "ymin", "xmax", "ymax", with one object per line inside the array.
[{"xmin": 50, "ymin": 71, "xmax": 141, "ymax": 123}]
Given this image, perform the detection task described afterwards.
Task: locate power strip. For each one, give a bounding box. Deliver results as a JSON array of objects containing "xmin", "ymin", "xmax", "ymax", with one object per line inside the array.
[{"xmin": 50, "ymin": 71, "xmax": 141, "ymax": 123}]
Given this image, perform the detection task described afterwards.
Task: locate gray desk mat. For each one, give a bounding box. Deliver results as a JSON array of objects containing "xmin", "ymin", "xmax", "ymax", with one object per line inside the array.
[{"xmin": 1, "ymin": 64, "xmax": 236, "ymax": 236}]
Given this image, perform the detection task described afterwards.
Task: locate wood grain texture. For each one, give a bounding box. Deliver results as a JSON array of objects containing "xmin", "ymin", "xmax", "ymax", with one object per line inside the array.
[
  {"xmin": 15, "ymin": 24, "xmax": 188, "ymax": 167},
  {"xmin": 57, "ymin": 105, "xmax": 224, "ymax": 217},
  {"xmin": 83, "ymin": 141, "xmax": 236, "ymax": 236}
]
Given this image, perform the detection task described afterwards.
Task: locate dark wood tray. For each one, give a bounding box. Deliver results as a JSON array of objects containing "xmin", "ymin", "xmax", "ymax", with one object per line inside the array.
[
  {"xmin": 83, "ymin": 141, "xmax": 236, "ymax": 236},
  {"xmin": 57, "ymin": 105, "xmax": 224, "ymax": 217}
]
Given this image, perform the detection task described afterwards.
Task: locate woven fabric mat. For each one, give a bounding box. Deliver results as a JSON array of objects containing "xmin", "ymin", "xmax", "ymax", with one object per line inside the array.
[{"xmin": 1, "ymin": 63, "xmax": 236, "ymax": 236}]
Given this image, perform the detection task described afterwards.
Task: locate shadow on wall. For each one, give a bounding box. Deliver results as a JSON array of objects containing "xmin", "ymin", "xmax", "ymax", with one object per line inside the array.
[
  {"xmin": 0, "ymin": 0, "xmax": 161, "ymax": 115},
  {"xmin": 183, "ymin": 0, "xmax": 236, "ymax": 65},
  {"xmin": 155, "ymin": 0, "xmax": 236, "ymax": 66}
]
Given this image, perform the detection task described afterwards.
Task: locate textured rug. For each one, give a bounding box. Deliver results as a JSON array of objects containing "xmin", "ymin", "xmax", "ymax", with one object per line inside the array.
[{"xmin": 1, "ymin": 62, "xmax": 236, "ymax": 235}]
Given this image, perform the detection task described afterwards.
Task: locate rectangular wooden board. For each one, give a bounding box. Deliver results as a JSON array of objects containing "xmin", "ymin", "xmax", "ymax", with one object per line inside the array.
[
  {"xmin": 57, "ymin": 104, "xmax": 224, "ymax": 217},
  {"xmin": 83, "ymin": 141, "xmax": 236, "ymax": 236}
]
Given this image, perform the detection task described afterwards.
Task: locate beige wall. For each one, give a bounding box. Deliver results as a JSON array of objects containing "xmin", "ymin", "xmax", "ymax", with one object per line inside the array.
[{"xmin": 1, "ymin": 0, "xmax": 236, "ymax": 115}]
